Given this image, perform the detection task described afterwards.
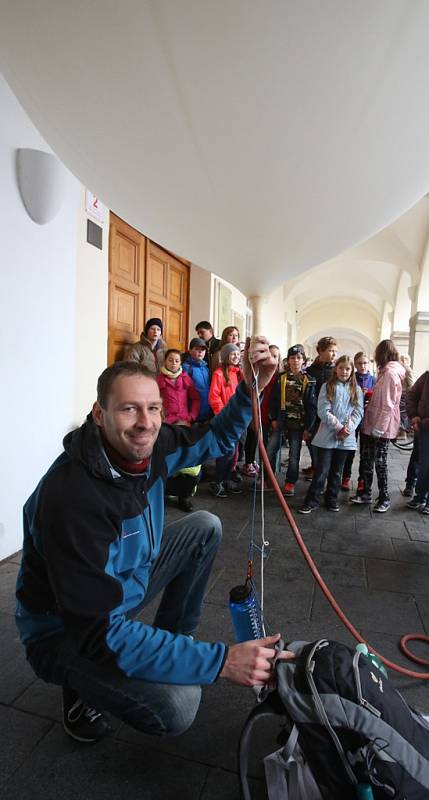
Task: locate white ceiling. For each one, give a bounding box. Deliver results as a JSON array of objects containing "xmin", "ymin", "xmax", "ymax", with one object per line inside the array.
[{"xmin": 2, "ymin": 1, "xmax": 429, "ymax": 295}]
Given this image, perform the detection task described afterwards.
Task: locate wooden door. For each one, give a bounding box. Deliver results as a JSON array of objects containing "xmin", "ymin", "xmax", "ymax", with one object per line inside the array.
[
  {"xmin": 108, "ymin": 214, "xmax": 146, "ymax": 364},
  {"xmin": 146, "ymin": 242, "xmax": 189, "ymax": 352},
  {"xmin": 108, "ymin": 214, "xmax": 190, "ymax": 363}
]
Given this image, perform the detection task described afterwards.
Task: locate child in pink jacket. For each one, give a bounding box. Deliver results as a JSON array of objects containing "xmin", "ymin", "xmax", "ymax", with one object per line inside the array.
[
  {"xmin": 208, "ymin": 343, "xmax": 243, "ymax": 497},
  {"xmin": 157, "ymin": 349, "xmax": 201, "ymax": 511},
  {"xmin": 351, "ymin": 339, "xmax": 405, "ymax": 513}
]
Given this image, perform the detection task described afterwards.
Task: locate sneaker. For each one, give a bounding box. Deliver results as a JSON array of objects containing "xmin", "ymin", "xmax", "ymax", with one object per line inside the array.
[
  {"xmin": 350, "ymin": 494, "xmax": 372, "ymax": 504},
  {"xmin": 373, "ymin": 498, "xmax": 391, "ymax": 513},
  {"xmin": 225, "ymin": 480, "xmax": 242, "ymax": 494},
  {"xmin": 357, "ymin": 479, "xmax": 365, "ymax": 493},
  {"xmin": 406, "ymin": 498, "xmax": 426, "ymax": 510},
  {"xmin": 327, "ymin": 503, "xmax": 340, "ymax": 512},
  {"xmin": 298, "ymin": 505, "xmax": 315, "ymax": 514},
  {"xmin": 209, "ymin": 481, "xmax": 228, "ymax": 498},
  {"xmin": 283, "ymin": 482, "xmax": 295, "ymax": 496},
  {"xmin": 62, "ymin": 688, "xmax": 112, "ymax": 744},
  {"xmin": 178, "ymin": 496, "xmax": 193, "ymax": 512},
  {"xmin": 401, "ymin": 486, "xmax": 414, "ymax": 497},
  {"xmin": 422, "ymin": 505, "xmax": 429, "ymax": 515},
  {"xmin": 341, "ymin": 477, "xmax": 350, "ymax": 491},
  {"xmin": 240, "ymin": 463, "xmax": 258, "ymax": 477}
]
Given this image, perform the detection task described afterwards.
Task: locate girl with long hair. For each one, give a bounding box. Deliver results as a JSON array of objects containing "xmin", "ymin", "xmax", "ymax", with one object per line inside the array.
[
  {"xmin": 299, "ymin": 356, "xmax": 363, "ymax": 514},
  {"xmin": 208, "ymin": 343, "xmax": 243, "ymax": 497},
  {"xmin": 350, "ymin": 339, "xmax": 405, "ymax": 512}
]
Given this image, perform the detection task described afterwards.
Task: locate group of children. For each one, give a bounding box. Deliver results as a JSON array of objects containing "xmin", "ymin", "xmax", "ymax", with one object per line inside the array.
[{"xmin": 139, "ymin": 320, "xmax": 428, "ymax": 517}]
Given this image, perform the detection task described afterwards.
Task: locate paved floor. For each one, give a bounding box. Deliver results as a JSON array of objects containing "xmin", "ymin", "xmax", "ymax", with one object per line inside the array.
[{"xmin": 1, "ymin": 444, "xmax": 428, "ymax": 799}]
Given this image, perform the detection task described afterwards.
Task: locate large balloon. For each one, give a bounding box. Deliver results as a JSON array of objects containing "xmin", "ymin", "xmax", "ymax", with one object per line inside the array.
[{"xmin": 1, "ymin": 1, "xmax": 429, "ymax": 293}]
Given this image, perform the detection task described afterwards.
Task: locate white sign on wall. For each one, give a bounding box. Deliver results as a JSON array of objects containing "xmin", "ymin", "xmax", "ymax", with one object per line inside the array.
[{"xmin": 85, "ymin": 190, "xmax": 106, "ymax": 223}]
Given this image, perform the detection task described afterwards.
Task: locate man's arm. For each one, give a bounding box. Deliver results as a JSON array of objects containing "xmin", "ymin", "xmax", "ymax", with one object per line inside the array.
[{"xmin": 219, "ymin": 633, "xmax": 294, "ymax": 685}]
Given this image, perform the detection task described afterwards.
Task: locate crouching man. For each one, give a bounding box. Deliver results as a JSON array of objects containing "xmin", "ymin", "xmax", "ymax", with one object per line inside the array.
[{"xmin": 16, "ymin": 337, "xmax": 289, "ymax": 743}]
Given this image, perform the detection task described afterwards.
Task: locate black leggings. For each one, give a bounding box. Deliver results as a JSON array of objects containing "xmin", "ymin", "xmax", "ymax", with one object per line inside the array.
[{"xmin": 359, "ymin": 433, "xmax": 390, "ymax": 500}]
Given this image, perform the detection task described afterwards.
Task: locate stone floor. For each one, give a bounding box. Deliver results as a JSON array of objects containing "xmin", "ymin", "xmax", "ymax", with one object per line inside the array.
[{"xmin": 1, "ymin": 444, "xmax": 428, "ymax": 799}]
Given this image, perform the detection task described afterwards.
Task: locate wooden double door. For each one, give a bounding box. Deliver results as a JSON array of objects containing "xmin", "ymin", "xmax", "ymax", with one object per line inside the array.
[{"xmin": 108, "ymin": 213, "xmax": 189, "ymax": 364}]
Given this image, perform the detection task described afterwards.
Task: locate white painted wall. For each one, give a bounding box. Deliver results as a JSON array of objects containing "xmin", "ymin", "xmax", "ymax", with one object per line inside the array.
[
  {"xmin": 188, "ymin": 263, "xmax": 213, "ymax": 342},
  {"xmin": 0, "ymin": 75, "xmax": 81, "ymax": 560},
  {"xmin": 74, "ymin": 190, "xmax": 109, "ymax": 425}
]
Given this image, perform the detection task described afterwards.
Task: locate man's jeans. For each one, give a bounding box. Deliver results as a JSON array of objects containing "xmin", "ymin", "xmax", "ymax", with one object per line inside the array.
[
  {"xmin": 26, "ymin": 510, "xmax": 222, "ymax": 737},
  {"xmin": 304, "ymin": 446, "xmax": 348, "ymax": 508}
]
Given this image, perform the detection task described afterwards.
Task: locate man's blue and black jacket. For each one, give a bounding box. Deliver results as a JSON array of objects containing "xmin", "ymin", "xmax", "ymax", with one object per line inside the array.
[{"xmin": 16, "ymin": 383, "xmax": 252, "ymax": 686}]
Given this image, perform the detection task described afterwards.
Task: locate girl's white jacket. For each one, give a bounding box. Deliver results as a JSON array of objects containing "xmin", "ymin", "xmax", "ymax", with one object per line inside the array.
[{"xmin": 312, "ymin": 381, "xmax": 364, "ymax": 450}]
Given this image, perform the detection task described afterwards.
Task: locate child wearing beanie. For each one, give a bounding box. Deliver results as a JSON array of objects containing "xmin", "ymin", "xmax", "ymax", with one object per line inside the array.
[
  {"xmin": 126, "ymin": 317, "xmax": 166, "ymax": 373},
  {"xmin": 208, "ymin": 343, "xmax": 243, "ymax": 497}
]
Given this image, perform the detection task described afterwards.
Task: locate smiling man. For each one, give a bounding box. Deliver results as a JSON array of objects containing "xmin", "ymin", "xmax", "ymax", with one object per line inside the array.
[{"xmin": 16, "ymin": 337, "xmax": 290, "ymax": 745}]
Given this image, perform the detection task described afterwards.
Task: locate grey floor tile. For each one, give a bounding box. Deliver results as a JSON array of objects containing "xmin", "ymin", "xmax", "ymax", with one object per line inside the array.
[
  {"xmin": 311, "ymin": 584, "xmax": 422, "ymax": 635},
  {"xmin": 405, "ymin": 520, "xmax": 429, "ymax": 542},
  {"xmin": 201, "ymin": 767, "xmax": 266, "ymax": 800},
  {"xmin": 321, "ymin": 530, "xmax": 396, "ymax": 559},
  {"xmin": 0, "ymin": 561, "xmax": 19, "ymax": 614},
  {"xmin": 13, "ymin": 679, "xmax": 63, "ymax": 722},
  {"xmin": 0, "ymin": 705, "xmax": 53, "ymax": 790},
  {"xmin": 357, "ymin": 519, "xmax": 410, "ymax": 540},
  {"xmin": 2, "ymin": 724, "xmax": 208, "ymax": 800},
  {"xmin": 313, "ymin": 553, "xmax": 366, "ymax": 588},
  {"xmin": 392, "ymin": 539, "xmax": 429, "ymax": 564},
  {"xmin": 366, "ymin": 558, "xmax": 429, "ymax": 595},
  {"xmin": 414, "ymin": 595, "xmax": 429, "ymax": 634}
]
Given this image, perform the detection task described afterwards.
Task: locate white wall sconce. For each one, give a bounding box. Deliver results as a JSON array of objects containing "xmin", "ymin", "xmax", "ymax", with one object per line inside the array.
[{"xmin": 16, "ymin": 148, "xmax": 66, "ymax": 224}]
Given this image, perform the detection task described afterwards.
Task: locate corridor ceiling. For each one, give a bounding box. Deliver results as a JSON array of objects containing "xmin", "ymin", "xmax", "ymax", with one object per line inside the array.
[{"xmin": 2, "ymin": 1, "xmax": 429, "ymax": 295}]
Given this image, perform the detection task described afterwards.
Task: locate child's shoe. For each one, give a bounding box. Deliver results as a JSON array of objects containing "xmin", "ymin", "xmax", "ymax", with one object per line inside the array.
[
  {"xmin": 401, "ymin": 485, "xmax": 414, "ymax": 497},
  {"xmin": 327, "ymin": 502, "xmax": 340, "ymax": 512},
  {"xmin": 422, "ymin": 505, "xmax": 429, "ymax": 515},
  {"xmin": 373, "ymin": 498, "xmax": 391, "ymax": 513},
  {"xmin": 240, "ymin": 463, "xmax": 258, "ymax": 477},
  {"xmin": 406, "ymin": 497, "xmax": 426, "ymax": 510},
  {"xmin": 209, "ymin": 481, "xmax": 227, "ymax": 498},
  {"xmin": 350, "ymin": 493, "xmax": 372, "ymax": 504},
  {"xmin": 283, "ymin": 482, "xmax": 295, "ymax": 496},
  {"xmin": 178, "ymin": 496, "xmax": 193, "ymax": 512},
  {"xmin": 341, "ymin": 477, "xmax": 351, "ymax": 491},
  {"xmin": 298, "ymin": 504, "xmax": 316, "ymax": 514}
]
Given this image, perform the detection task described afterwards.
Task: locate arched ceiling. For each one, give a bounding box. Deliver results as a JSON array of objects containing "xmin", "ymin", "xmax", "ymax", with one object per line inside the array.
[{"xmin": 2, "ymin": 2, "xmax": 429, "ymax": 295}]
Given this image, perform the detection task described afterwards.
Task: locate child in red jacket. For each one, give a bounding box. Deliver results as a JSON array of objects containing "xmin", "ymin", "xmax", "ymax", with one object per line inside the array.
[
  {"xmin": 208, "ymin": 343, "xmax": 243, "ymax": 497},
  {"xmin": 157, "ymin": 349, "xmax": 201, "ymax": 511}
]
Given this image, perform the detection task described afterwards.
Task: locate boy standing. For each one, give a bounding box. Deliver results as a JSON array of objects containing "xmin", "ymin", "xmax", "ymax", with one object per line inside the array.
[{"xmin": 182, "ymin": 337, "xmax": 212, "ymax": 422}]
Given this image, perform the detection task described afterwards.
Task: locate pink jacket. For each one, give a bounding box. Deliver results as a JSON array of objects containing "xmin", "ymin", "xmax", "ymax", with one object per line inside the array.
[
  {"xmin": 362, "ymin": 360, "xmax": 405, "ymax": 439},
  {"xmin": 209, "ymin": 366, "xmax": 242, "ymax": 415},
  {"xmin": 157, "ymin": 372, "xmax": 200, "ymax": 424}
]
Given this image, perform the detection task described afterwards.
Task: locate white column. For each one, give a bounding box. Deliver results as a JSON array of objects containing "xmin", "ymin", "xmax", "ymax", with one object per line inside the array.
[
  {"xmin": 409, "ymin": 235, "xmax": 429, "ymax": 375},
  {"xmin": 247, "ymin": 295, "xmax": 267, "ymax": 335}
]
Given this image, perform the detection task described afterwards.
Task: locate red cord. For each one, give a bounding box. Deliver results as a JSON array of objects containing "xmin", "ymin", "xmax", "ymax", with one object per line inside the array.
[{"xmin": 252, "ymin": 388, "xmax": 429, "ymax": 679}]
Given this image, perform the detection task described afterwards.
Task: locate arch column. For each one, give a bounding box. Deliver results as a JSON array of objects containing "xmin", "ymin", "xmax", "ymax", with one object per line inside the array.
[
  {"xmin": 391, "ymin": 270, "xmax": 412, "ymax": 355},
  {"xmin": 409, "ymin": 238, "xmax": 429, "ymax": 375},
  {"xmin": 247, "ymin": 295, "xmax": 267, "ymax": 335}
]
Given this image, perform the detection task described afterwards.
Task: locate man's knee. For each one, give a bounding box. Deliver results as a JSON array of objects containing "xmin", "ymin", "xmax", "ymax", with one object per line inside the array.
[
  {"xmin": 131, "ymin": 684, "xmax": 202, "ymax": 738},
  {"xmin": 188, "ymin": 510, "xmax": 222, "ymax": 547}
]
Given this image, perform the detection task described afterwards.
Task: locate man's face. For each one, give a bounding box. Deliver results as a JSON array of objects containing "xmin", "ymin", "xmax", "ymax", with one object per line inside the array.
[
  {"xmin": 93, "ymin": 375, "xmax": 162, "ymax": 462},
  {"xmin": 190, "ymin": 346, "xmax": 206, "ymax": 361},
  {"xmin": 196, "ymin": 327, "xmax": 212, "ymax": 342},
  {"xmin": 320, "ymin": 345, "xmax": 337, "ymax": 364}
]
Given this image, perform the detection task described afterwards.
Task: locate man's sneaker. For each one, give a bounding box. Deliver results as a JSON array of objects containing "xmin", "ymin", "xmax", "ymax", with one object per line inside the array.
[
  {"xmin": 373, "ymin": 498, "xmax": 391, "ymax": 513},
  {"xmin": 422, "ymin": 505, "xmax": 429, "ymax": 515},
  {"xmin": 341, "ymin": 477, "xmax": 351, "ymax": 491},
  {"xmin": 327, "ymin": 503, "xmax": 340, "ymax": 512},
  {"xmin": 406, "ymin": 497, "xmax": 426, "ymax": 510},
  {"xmin": 401, "ymin": 486, "xmax": 414, "ymax": 497},
  {"xmin": 350, "ymin": 494, "xmax": 372, "ymax": 504},
  {"xmin": 240, "ymin": 463, "xmax": 258, "ymax": 477},
  {"xmin": 298, "ymin": 505, "xmax": 315, "ymax": 514},
  {"xmin": 62, "ymin": 688, "xmax": 112, "ymax": 744},
  {"xmin": 357, "ymin": 479, "xmax": 365, "ymax": 493},
  {"xmin": 225, "ymin": 480, "xmax": 242, "ymax": 494},
  {"xmin": 209, "ymin": 481, "xmax": 228, "ymax": 498},
  {"xmin": 283, "ymin": 482, "xmax": 295, "ymax": 496}
]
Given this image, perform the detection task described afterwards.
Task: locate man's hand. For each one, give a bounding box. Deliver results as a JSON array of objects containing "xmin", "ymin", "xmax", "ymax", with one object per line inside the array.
[
  {"xmin": 242, "ymin": 336, "xmax": 277, "ymax": 393},
  {"xmin": 219, "ymin": 633, "xmax": 294, "ymax": 686}
]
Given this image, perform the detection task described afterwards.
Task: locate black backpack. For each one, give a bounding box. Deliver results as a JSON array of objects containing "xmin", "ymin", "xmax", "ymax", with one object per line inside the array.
[{"xmin": 239, "ymin": 639, "xmax": 429, "ymax": 800}]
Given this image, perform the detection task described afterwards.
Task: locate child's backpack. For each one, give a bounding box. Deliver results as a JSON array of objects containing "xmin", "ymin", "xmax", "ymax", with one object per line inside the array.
[{"xmin": 239, "ymin": 639, "xmax": 429, "ymax": 800}]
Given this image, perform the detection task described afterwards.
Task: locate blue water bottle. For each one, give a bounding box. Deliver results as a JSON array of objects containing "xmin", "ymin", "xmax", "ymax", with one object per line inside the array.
[{"xmin": 229, "ymin": 582, "xmax": 264, "ymax": 642}]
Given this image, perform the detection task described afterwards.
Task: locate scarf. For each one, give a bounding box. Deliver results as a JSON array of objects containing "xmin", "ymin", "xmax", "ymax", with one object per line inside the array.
[{"xmin": 161, "ymin": 365, "xmax": 182, "ymax": 379}]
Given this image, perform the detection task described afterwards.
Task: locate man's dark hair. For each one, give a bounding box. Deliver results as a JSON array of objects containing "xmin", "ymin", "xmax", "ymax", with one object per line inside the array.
[
  {"xmin": 195, "ymin": 320, "xmax": 213, "ymax": 332},
  {"xmin": 97, "ymin": 361, "xmax": 157, "ymax": 408}
]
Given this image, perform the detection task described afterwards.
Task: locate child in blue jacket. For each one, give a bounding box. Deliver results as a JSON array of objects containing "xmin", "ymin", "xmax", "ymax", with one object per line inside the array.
[{"xmin": 182, "ymin": 337, "xmax": 212, "ymax": 422}]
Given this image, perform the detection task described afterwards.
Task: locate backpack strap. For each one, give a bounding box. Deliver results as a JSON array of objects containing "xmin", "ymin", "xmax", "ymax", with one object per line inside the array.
[{"xmin": 238, "ymin": 692, "xmax": 287, "ymax": 800}]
